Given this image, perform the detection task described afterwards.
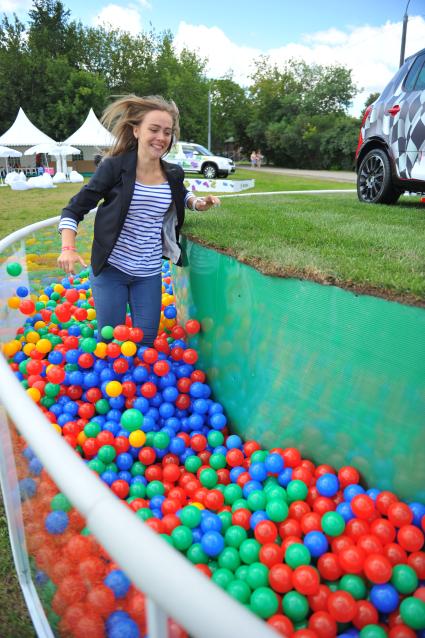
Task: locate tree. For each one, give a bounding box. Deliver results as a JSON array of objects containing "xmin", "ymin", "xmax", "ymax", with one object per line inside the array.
[{"xmin": 209, "ymin": 74, "xmax": 251, "ymax": 152}]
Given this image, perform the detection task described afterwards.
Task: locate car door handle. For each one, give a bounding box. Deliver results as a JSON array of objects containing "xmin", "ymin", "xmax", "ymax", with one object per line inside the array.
[{"xmin": 386, "ymin": 105, "xmax": 400, "ymax": 116}]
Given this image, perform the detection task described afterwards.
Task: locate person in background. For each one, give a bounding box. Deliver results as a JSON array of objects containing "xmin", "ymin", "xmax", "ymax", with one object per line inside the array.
[
  {"xmin": 57, "ymin": 94, "xmax": 220, "ymax": 345},
  {"xmin": 256, "ymin": 149, "xmax": 264, "ymax": 168},
  {"xmin": 250, "ymin": 150, "xmax": 258, "ymax": 168}
]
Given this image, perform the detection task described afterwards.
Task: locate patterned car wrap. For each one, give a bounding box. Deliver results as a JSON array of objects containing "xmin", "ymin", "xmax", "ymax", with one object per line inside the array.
[{"xmin": 359, "ymin": 48, "xmax": 425, "ymax": 184}]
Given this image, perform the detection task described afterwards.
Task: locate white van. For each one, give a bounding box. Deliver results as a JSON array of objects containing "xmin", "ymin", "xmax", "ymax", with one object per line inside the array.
[{"xmin": 164, "ymin": 142, "xmax": 235, "ymax": 179}]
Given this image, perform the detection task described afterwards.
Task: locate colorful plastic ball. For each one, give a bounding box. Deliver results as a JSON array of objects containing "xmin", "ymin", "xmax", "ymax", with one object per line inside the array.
[
  {"xmin": 292, "ymin": 565, "xmax": 320, "ymax": 596},
  {"xmin": 286, "ymin": 479, "xmax": 308, "ymax": 502},
  {"xmin": 239, "ymin": 538, "xmax": 261, "ymax": 565},
  {"xmin": 339, "ymin": 574, "xmax": 367, "ymax": 600},
  {"xmin": 397, "ymin": 524, "xmax": 424, "ymax": 552},
  {"xmin": 120, "ymin": 408, "xmax": 143, "ymax": 432},
  {"xmin": 282, "ymin": 591, "xmax": 309, "ymax": 622},
  {"xmin": 399, "ymin": 596, "xmax": 425, "ymax": 630},
  {"xmin": 363, "ymin": 553, "xmax": 392, "ymax": 584},
  {"xmin": 250, "ymin": 587, "xmax": 279, "ymax": 619},
  {"xmin": 316, "ymin": 473, "xmax": 339, "ymax": 497},
  {"xmin": 369, "ymin": 583, "xmax": 399, "ymax": 613},
  {"xmin": 226, "ymin": 579, "xmax": 251, "ymax": 604},
  {"xmin": 359, "ymin": 626, "xmax": 387, "ymax": 638},
  {"xmin": 391, "ymin": 564, "xmax": 419, "ymax": 594},
  {"xmin": 321, "ymin": 511, "xmax": 345, "ymax": 537},
  {"xmin": 285, "ymin": 543, "xmax": 311, "ymax": 568},
  {"xmin": 327, "ymin": 590, "xmax": 356, "ymax": 622},
  {"xmin": 303, "ymin": 531, "xmax": 328, "ymax": 558},
  {"xmin": 16, "ymin": 285, "xmax": 29, "ymax": 297},
  {"xmin": 351, "ymin": 494, "xmax": 376, "ymax": 519},
  {"xmin": 6, "ymin": 262, "xmax": 22, "ymax": 276},
  {"xmin": 201, "ymin": 531, "xmax": 224, "ymax": 557},
  {"xmin": 104, "ymin": 570, "xmax": 131, "ymax": 598},
  {"xmin": 45, "ymin": 510, "xmax": 69, "ymax": 535}
]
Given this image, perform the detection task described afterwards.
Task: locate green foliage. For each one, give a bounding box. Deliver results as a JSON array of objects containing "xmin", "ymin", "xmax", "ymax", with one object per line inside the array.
[{"xmin": 0, "ymin": 0, "xmax": 361, "ymax": 169}]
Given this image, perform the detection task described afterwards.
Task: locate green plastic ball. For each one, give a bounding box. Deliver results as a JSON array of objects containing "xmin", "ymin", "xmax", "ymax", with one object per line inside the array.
[
  {"xmin": 209, "ymin": 453, "xmax": 227, "ymax": 470},
  {"xmin": 250, "ymin": 586, "xmax": 279, "ymax": 619},
  {"xmin": 247, "ymin": 490, "xmax": 267, "ymax": 512},
  {"xmin": 179, "ymin": 505, "xmax": 202, "ymax": 529},
  {"xmin": 285, "ymin": 543, "xmax": 311, "ymax": 568},
  {"xmin": 207, "ymin": 431, "xmax": 224, "ymax": 447},
  {"xmin": 239, "ymin": 539, "xmax": 261, "ymax": 565},
  {"xmin": 186, "ymin": 543, "xmax": 209, "ymax": 564},
  {"xmin": 199, "ymin": 468, "xmax": 218, "ymax": 488},
  {"xmin": 321, "ymin": 511, "xmax": 345, "ymax": 536},
  {"xmin": 212, "ymin": 567, "xmax": 234, "ymax": 589},
  {"xmin": 399, "ymin": 596, "xmax": 425, "ymax": 630},
  {"xmin": 87, "ymin": 459, "xmax": 105, "ymax": 475},
  {"xmin": 218, "ymin": 547, "xmax": 241, "ymax": 572},
  {"xmin": 218, "ymin": 510, "xmax": 232, "ymax": 533},
  {"xmin": 95, "ymin": 398, "xmax": 110, "ymax": 415},
  {"xmin": 50, "ymin": 493, "xmax": 72, "ymax": 512},
  {"xmin": 153, "ymin": 431, "xmax": 170, "ymax": 450},
  {"xmin": 120, "ymin": 408, "xmax": 143, "ymax": 432},
  {"xmin": 391, "ymin": 564, "xmax": 418, "ymax": 594},
  {"xmin": 129, "ymin": 482, "xmax": 146, "ymax": 498},
  {"xmin": 101, "ymin": 325, "xmax": 114, "ymax": 340},
  {"xmin": 6, "ymin": 262, "xmax": 22, "ymax": 276},
  {"xmin": 171, "ymin": 525, "xmax": 193, "ymax": 551},
  {"xmin": 223, "ymin": 484, "xmax": 243, "ymax": 505},
  {"xmin": 339, "ymin": 574, "xmax": 367, "ymax": 600},
  {"xmin": 130, "ymin": 461, "xmax": 146, "ymax": 477},
  {"xmin": 266, "ymin": 499, "xmax": 289, "ymax": 522},
  {"xmin": 226, "ymin": 579, "xmax": 251, "ymax": 604},
  {"xmin": 246, "ymin": 562, "xmax": 269, "ymax": 589},
  {"xmin": 84, "ymin": 421, "xmax": 101, "ymax": 438},
  {"xmin": 225, "ymin": 525, "xmax": 248, "ymax": 549},
  {"xmin": 286, "ymin": 479, "xmax": 308, "ymax": 502},
  {"xmin": 98, "ymin": 444, "xmax": 116, "ymax": 464},
  {"xmin": 146, "ymin": 480, "xmax": 165, "ymax": 499},
  {"xmin": 282, "ymin": 591, "xmax": 309, "ymax": 621},
  {"xmin": 185, "ymin": 456, "xmax": 202, "ymax": 473},
  {"xmin": 359, "ymin": 626, "xmax": 387, "ymax": 638},
  {"xmin": 136, "ymin": 508, "xmax": 153, "ymax": 522}
]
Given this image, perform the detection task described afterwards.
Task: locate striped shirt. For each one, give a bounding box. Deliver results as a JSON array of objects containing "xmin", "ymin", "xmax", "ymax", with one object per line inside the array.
[
  {"xmin": 58, "ymin": 180, "xmax": 194, "ymax": 275},
  {"xmin": 108, "ymin": 181, "xmax": 171, "ymax": 276}
]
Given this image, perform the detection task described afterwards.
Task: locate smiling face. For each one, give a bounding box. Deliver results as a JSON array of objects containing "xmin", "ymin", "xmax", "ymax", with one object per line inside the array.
[{"xmin": 133, "ymin": 109, "xmax": 174, "ymax": 161}]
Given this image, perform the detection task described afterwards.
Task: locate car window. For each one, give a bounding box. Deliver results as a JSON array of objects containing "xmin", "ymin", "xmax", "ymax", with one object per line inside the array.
[
  {"xmin": 194, "ymin": 144, "xmax": 213, "ymax": 157},
  {"xmin": 404, "ymin": 54, "xmax": 425, "ymax": 91},
  {"xmin": 182, "ymin": 145, "xmax": 195, "ymax": 157},
  {"xmin": 414, "ymin": 60, "xmax": 425, "ymax": 91}
]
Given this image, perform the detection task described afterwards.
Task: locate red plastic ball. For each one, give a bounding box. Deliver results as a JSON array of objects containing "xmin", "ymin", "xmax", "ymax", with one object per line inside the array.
[
  {"xmin": 308, "ymin": 584, "xmax": 331, "ymax": 613},
  {"xmin": 141, "ymin": 381, "xmax": 157, "ymax": 398},
  {"xmin": 388, "ymin": 626, "xmax": 417, "ymax": 638},
  {"xmin": 308, "ymin": 610, "xmax": 337, "ymax": 638},
  {"xmin": 269, "ymin": 563, "xmax": 293, "ymax": 594},
  {"xmin": 357, "ymin": 533, "xmax": 384, "ymax": 556},
  {"xmin": 279, "ymin": 518, "xmax": 302, "ymax": 539},
  {"xmin": 185, "ymin": 319, "xmax": 201, "ymax": 334},
  {"xmin": 113, "ymin": 324, "xmax": 130, "ymax": 341},
  {"xmin": 363, "ymin": 553, "xmax": 392, "ymax": 584},
  {"xmin": 292, "ymin": 565, "xmax": 320, "ymax": 596},
  {"xmin": 351, "ymin": 494, "xmax": 376, "ymax": 519},
  {"xmin": 282, "ymin": 447, "xmax": 302, "ymax": 468},
  {"xmin": 317, "ymin": 553, "xmax": 343, "ymax": 580},
  {"xmin": 143, "ymin": 348, "xmax": 158, "ymax": 364},
  {"xmin": 259, "ymin": 543, "xmax": 284, "ymax": 568},
  {"xmin": 267, "ymin": 614, "xmax": 294, "ymax": 637},
  {"xmin": 376, "ymin": 491, "xmax": 398, "ymax": 515},
  {"xmin": 254, "ymin": 520, "xmax": 278, "ymax": 544},
  {"xmin": 327, "ymin": 591, "xmax": 356, "ymax": 623},
  {"xmin": 352, "ymin": 599, "xmax": 379, "ymax": 629},
  {"xmin": 387, "ymin": 502, "xmax": 414, "ymax": 527},
  {"xmin": 231, "ymin": 508, "xmax": 251, "ymax": 530},
  {"xmin": 407, "ymin": 550, "xmax": 425, "ymax": 578},
  {"xmin": 338, "ymin": 546, "xmax": 366, "ymax": 574},
  {"xmin": 345, "ymin": 518, "xmax": 370, "ymax": 540},
  {"xmin": 337, "ymin": 466, "xmax": 360, "ymax": 488},
  {"xmin": 182, "ymin": 348, "xmax": 198, "ymax": 364},
  {"xmin": 397, "ymin": 524, "xmax": 424, "ymax": 552},
  {"xmin": 370, "ymin": 518, "xmax": 396, "ymax": 545}
]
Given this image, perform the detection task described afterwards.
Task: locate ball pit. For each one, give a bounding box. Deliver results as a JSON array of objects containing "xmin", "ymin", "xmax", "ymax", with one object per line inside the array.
[{"xmin": 2, "ymin": 259, "xmax": 425, "ymax": 638}]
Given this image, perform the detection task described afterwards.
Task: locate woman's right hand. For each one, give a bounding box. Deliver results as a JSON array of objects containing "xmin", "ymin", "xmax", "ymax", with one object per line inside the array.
[{"xmin": 57, "ymin": 249, "xmax": 87, "ymax": 275}]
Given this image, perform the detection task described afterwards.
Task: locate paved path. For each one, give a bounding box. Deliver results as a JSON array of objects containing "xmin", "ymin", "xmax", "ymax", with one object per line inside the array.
[{"xmin": 241, "ymin": 166, "xmax": 357, "ymax": 183}]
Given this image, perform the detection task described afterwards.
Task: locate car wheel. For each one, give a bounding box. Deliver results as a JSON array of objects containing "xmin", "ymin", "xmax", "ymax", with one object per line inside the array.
[
  {"xmin": 202, "ymin": 163, "xmax": 218, "ymax": 179},
  {"xmin": 357, "ymin": 149, "xmax": 401, "ymax": 204}
]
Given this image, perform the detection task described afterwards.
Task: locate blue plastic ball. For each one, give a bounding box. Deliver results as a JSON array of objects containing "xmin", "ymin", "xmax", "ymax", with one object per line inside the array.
[
  {"xmin": 104, "ymin": 569, "xmax": 131, "ymax": 598},
  {"xmin": 370, "ymin": 583, "xmax": 400, "ymax": 613},
  {"xmin": 316, "ymin": 473, "xmax": 339, "ymax": 497},
  {"xmin": 303, "ymin": 530, "xmax": 329, "ymax": 557},
  {"xmin": 264, "ymin": 453, "xmax": 284, "ymax": 474},
  {"xmin": 201, "ymin": 531, "xmax": 225, "ymax": 557},
  {"xmin": 45, "ymin": 510, "xmax": 69, "ymax": 535}
]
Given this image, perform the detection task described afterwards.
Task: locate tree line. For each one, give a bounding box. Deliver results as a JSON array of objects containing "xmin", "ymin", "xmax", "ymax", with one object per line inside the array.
[{"xmin": 0, "ymin": 0, "xmax": 371, "ymax": 170}]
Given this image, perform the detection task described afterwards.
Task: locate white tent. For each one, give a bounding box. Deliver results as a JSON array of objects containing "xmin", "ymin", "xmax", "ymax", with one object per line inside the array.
[
  {"xmin": 64, "ymin": 108, "xmax": 115, "ymax": 160},
  {"xmin": 0, "ymin": 108, "xmax": 56, "ymax": 147}
]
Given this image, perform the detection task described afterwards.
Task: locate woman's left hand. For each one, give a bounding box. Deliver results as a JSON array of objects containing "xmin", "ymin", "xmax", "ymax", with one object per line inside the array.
[{"xmin": 195, "ymin": 195, "xmax": 221, "ymax": 211}]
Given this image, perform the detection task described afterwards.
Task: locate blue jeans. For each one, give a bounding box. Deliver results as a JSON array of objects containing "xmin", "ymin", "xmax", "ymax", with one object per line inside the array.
[{"xmin": 90, "ymin": 265, "xmax": 162, "ymax": 346}]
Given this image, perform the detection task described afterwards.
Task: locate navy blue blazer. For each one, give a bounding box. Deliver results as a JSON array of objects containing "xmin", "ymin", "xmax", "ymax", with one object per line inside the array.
[{"xmin": 60, "ymin": 150, "xmax": 188, "ymax": 275}]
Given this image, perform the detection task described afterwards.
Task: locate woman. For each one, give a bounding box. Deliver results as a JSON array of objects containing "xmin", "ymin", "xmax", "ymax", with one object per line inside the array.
[{"xmin": 58, "ymin": 95, "xmax": 220, "ymax": 345}]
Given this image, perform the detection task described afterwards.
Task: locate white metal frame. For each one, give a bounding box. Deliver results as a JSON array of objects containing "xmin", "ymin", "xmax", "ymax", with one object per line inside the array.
[{"xmin": 0, "ymin": 216, "xmax": 277, "ymax": 638}]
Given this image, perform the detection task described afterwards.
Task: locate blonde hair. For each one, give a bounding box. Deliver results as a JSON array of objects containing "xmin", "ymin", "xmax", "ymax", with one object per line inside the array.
[{"xmin": 101, "ymin": 94, "xmax": 180, "ymax": 157}]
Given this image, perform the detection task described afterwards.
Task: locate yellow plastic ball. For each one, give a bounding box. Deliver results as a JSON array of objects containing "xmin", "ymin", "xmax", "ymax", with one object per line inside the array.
[
  {"xmin": 33, "ymin": 321, "xmax": 46, "ymax": 331},
  {"xmin": 23, "ymin": 343, "xmax": 36, "ymax": 356},
  {"xmin": 87, "ymin": 308, "xmax": 96, "ymax": 320},
  {"xmin": 52, "ymin": 423, "xmax": 62, "ymax": 434},
  {"xmin": 77, "ymin": 431, "xmax": 87, "ymax": 446},
  {"xmin": 128, "ymin": 430, "xmax": 146, "ymax": 447},
  {"xmin": 39, "ymin": 294, "xmax": 49, "ymax": 303},
  {"xmin": 27, "ymin": 387, "xmax": 41, "ymax": 402},
  {"xmin": 94, "ymin": 342, "xmax": 107, "ymax": 358},
  {"xmin": 25, "ymin": 331, "xmax": 40, "ymax": 344},
  {"xmin": 191, "ymin": 502, "xmax": 205, "ymax": 510},
  {"xmin": 53, "ymin": 284, "xmax": 65, "ymax": 294},
  {"xmin": 36, "ymin": 338, "xmax": 52, "ymax": 353},
  {"xmin": 8, "ymin": 296, "xmax": 20, "ymax": 309},
  {"xmin": 121, "ymin": 341, "xmax": 137, "ymax": 357},
  {"xmin": 105, "ymin": 381, "xmax": 122, "ymax": 397},
  {"xmin": 3, "ymin": 340, "xmax": 21, "ymax": 357}
]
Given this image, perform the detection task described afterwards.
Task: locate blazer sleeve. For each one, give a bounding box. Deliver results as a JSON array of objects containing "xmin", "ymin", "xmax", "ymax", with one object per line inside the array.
[{"xmin": 60, "ymin": 157, "xmax": 116, "ymax": 226}]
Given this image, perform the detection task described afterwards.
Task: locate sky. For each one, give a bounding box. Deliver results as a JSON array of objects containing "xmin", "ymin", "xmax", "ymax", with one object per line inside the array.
[{"xmin": 3, "ymin": 0, "xmax": 425, "ymax": 116}]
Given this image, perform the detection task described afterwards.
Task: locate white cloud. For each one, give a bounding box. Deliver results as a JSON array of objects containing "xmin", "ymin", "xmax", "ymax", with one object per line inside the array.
[
  {"xmin": 93, "ymin": 3, "xmax": 143, "ymax": 36},
  {"xmin": 0, "ymin": 0, "xmax": 31, "ymax": 12},
  {"xmin": 174, "ymin": 16, "xmax": 425, "ymax": 117}
]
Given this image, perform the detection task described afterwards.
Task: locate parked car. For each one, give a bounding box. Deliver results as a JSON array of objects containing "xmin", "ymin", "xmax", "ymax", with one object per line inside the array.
[
  {"xmin": 356, "ymin": 47, "xmax": 425, "ymax": 204},
  {"xmin": 164, "ymin": 142, "xmax": 235, "ymax": 179}
]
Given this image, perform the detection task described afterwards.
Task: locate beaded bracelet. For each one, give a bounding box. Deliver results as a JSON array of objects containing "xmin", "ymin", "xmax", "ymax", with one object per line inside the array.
[{"xmin": 61, "ymin": 246, "xmax": 76, "ymax": 251}]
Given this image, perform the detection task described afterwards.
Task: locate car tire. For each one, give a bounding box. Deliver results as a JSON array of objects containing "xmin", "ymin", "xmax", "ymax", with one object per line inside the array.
[
  {"xmin": 357, "ymin": 148, "xmax": 401, "ymax": 204},
  {"xmin": 202, "ymin": 163, "xmax": 218, "ymax": 179}
]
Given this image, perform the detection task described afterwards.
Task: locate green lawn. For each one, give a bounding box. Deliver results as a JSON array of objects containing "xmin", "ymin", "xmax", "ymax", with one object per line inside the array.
[{"xmin": 0, "ymin": 170, "xmax": 424, "ymax": 633}]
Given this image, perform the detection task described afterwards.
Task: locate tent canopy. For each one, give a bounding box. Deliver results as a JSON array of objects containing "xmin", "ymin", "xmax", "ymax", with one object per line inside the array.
[
  {"xmin": 64, "ymin": 108, "xmax": 115, "ymax": 147},
  {"xmin": 0, "ymin": 108, "xmax": 56, "ymax": 147}
]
